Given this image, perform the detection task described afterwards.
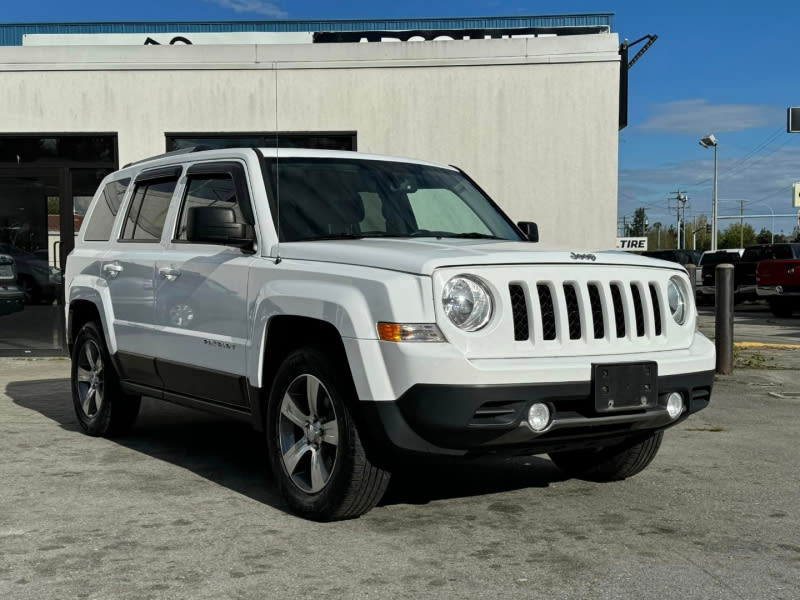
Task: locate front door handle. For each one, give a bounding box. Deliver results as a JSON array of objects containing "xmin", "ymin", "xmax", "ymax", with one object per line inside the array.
[
  {"xmin": 103, "ymin": 263, "xmax": 123, "ymax": 278},
  {"xmin": 159, "ymin": 267, "xmax": 181, "ymax": 281}
]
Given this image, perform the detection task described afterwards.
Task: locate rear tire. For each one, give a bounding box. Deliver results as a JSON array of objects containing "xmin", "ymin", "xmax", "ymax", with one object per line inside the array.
[
  {"xmin": 549, "ymin": 431, "xmax": 663, "ymax": 482},
  {"xmin": 71, "ymin": 321, "xmax": 141, "ymax": 437},
  {"xmin": 266, "ymin": 347, "xmax": 391, "ymax": 521}
]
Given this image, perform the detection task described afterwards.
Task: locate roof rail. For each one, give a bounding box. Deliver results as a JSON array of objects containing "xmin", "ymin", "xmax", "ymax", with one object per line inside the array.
[{"xmin": 123, "ymin": 145, "xmax": 212, "ymax": 169}]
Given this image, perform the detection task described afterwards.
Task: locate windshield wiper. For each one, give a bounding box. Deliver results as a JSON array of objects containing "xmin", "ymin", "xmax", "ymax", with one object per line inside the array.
[
  {"xmin": 428, "ymin": 231, "xmax": 505, "ymax": 240},
  {"xmin": 303, "ymin": 233, "xmax": 412, "ymax": 241}
]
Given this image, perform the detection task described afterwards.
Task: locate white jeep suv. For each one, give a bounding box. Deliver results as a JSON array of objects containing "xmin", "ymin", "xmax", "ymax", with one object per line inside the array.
[{"xmin": 65, "ymin": 148, "xmax": 716, "ymax": 520}]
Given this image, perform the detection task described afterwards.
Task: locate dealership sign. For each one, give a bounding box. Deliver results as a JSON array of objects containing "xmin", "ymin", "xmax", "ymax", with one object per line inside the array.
[
  {"xmin": 22, "ymin": 26, "xmax": 583, "ymax": 47},
  {"xmin": 615, "ymin": 237, "xmax": 648, "ymax": 251}
]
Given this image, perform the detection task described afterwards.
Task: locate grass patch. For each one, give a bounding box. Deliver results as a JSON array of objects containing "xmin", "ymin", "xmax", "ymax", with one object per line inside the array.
[{"xmin": 733, "ymin": 348, "xmax": 775, "ymax": 370}]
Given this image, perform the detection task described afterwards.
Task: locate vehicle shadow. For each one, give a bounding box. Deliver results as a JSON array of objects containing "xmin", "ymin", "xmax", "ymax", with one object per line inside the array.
[{"xmin": 6, "ymin": 377, "xmax": 568, "ymax": 513}]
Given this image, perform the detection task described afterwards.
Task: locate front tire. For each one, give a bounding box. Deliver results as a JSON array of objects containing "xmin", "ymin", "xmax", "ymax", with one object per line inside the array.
[
  {"xmin": 71, "ymin": 321, "xmax": 141, "ymax": 437},
  {"xmin": 549, "ymin": 431, "xmax": 663, "ymax": 482},
  {"xmin": 266, "ymin": 347, "xmax": 390, "ymax": 521}
]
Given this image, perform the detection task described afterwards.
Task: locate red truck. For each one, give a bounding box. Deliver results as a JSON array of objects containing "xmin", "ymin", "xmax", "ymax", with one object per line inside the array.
[{"xmin": 756, "ymin": 245, "xmax": 800, "ymax": 317}]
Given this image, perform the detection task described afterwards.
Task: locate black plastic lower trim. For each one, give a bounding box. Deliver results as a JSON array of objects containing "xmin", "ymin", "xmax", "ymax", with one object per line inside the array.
[{"xmin": 358, "ymin": 369, "xmax": 715, "ymax": 456}]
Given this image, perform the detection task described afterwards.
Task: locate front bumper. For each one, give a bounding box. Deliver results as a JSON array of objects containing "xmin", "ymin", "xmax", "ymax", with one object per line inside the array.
[
  {"xmin": 757, "ymin": 285, "xmax": 800, "ymax": 297},
  {"xmin": 360, "ymin": 369, "xmax": 715, "ymax": 456}
]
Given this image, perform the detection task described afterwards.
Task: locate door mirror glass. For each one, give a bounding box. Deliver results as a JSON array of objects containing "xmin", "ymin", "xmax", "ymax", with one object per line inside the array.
[{"xmin": 518, "ymin": 221, "xmax": 539, "ymax": 242}]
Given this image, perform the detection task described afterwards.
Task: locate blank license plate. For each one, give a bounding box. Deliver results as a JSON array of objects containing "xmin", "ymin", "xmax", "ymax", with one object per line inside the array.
[
  {"xmin": 0, "ymin": 265, "xmax": 13, "ymax": 279},
  {"xmin": 593, "ymin": 362, "xmax": 657, "ymax": 412}
]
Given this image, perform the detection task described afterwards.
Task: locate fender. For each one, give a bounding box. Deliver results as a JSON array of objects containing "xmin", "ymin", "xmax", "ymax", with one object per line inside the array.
[
  {"xmin": 246, "ymin": 270, "xmax": 435, "ymax": 389},
  {"xmin": 68, "ymin": 275, "xmax": 118, "ymax": 354}
]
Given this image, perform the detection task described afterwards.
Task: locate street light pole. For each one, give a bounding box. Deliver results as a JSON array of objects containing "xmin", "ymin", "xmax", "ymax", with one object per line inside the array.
[{"xmin": 700, "ymin": 134, "xmax": 719, "ymax": 251}]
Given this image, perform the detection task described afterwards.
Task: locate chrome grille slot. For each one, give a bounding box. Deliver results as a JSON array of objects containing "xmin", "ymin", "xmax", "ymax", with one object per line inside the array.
[
  {"xmin": 509, "ymin": 284, "xmax": 529, "ymax": 341},
  {"xmin": 630, "ymin": 283, "xmax": 645, "ymax": 337},
  {"xmin": 587, "ymin": 283, "xmax": 604, "ymax": 339},
  {"xmin": 537, "ymin": 284, "xmax": 557, "ymax": 341},
  {"xmin": 563, "ymin": 283, "xmax": 581, "ymax": 340}
]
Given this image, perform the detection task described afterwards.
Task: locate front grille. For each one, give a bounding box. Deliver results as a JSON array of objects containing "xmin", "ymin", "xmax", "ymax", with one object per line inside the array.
[
  {"xmin": 537, "ymin": 285, "xmax": 556, "ymax": 341},
  {"xmin": 630, "ymin": 284, "xmax": 645, "ymax": 337},
  {"xmin": 563, "ymin": 284, "xmax": 581, "ymax": 340},
  {"xmin": 507, "ymin": 279, "xmax": 667, "ymax": 344},
  {"xmin": 610, "ymin": 284, "xmax": 626, "ymax": 338},
  {"xmin": 588, "ymin": 283, "xmax": 604, "ymax": 338},
  {"xmin": 649, "ymin": 284, "xmax": 662, "ymax": 336},
  {"xmin": 509, "ymin": 284, "xmax": 529, "ymax": 341}
]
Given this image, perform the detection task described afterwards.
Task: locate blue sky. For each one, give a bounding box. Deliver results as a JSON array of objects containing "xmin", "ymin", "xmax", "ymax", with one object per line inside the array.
[{"xmin": 3, "ymin": 0, "xmax": 799, "ymax": 235}]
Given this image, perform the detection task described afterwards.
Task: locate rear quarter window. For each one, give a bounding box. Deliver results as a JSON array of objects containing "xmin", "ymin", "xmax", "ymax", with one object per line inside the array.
[{"xmin": 83, "ymin": 179, "xmax": 130, "ymax": 241}]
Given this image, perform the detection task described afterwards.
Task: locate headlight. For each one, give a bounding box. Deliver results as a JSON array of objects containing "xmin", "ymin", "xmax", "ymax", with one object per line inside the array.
[
  {"xmin": 667, "ymin": 276, "xmax": 688, "ymax": 325},
  {"xmin": 442, "ymin": 275, "xmax": 493, "ymax": 331}
]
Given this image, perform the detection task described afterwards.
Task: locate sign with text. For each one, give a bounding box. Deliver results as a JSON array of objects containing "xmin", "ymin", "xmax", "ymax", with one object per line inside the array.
[
  {"xmin": 788, "ymin": 107, "xmax": 800, "ymax": 133},
  {"xmin": 615, "ymin": 237, "xmax": 648, "ymax": 251},
  {"xmin": 793, "ymin": 182, "xmax": 800, "ymax": 208},
  {"xmin": 23, "ymin": 32, "xmax": 314, "ymax": 46}
]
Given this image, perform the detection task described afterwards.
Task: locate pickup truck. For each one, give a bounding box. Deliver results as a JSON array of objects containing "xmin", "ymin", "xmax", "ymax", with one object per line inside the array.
[
  {"xmin": 756, "ymin": 254, "xmax": 800, "ymax": 317},
  {"xmin": 702, "ymin": 244, "xmax": 800, "ymax": 303}
]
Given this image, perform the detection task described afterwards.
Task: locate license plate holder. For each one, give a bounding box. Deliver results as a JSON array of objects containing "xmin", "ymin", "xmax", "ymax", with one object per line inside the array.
[{"xmin": 593, "ymin": 362, "xmax": 657, "ymax": 412}]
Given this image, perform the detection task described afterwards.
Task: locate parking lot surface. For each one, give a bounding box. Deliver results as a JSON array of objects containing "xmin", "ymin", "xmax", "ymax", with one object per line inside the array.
[{"xmin": 1, "ymin": 349, "xmax": 799, "ymax": 600}]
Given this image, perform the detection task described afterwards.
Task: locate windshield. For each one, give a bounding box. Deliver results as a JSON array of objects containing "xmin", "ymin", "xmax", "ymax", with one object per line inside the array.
[{"xmin": 264, "ymin": 158, "xmax": 522, "ymax": 242}]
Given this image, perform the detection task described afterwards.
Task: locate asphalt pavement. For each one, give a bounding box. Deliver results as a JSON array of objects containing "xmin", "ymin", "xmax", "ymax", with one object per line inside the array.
[
  {"xmin": 1, "ymin": 347, "xmax": 799, "ymax": 599},
  {"xmin": 698, "ymin": 302, "xmax": 800, "ymax": 346}
]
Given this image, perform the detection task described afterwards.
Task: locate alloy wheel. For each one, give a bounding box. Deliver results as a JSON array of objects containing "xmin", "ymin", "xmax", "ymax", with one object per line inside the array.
[
  {"xmin": 75, "ymin": 340, "xmax": 105, "ymax": 418},
  {"xmin": 278, "ymin": 374, "xmax": 339, "ymax": 493}
]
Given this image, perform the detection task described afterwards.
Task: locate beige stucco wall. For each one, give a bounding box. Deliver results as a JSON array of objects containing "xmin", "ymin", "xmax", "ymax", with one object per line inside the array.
[{"xmin": 0, "ymin": 35, "xmax": 620, "ymax": 249}]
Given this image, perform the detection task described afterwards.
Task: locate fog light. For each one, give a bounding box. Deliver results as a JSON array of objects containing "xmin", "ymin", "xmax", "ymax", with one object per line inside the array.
[
  {"xmin": 666, "ymin": 392, "xmax": 684, "ymax": 419},
  {"xmin": 527, "ymin": 403, "xmax": 551, "ymax": 432}
]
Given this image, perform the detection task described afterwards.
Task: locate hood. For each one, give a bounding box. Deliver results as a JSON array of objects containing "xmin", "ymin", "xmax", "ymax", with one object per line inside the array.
[{"xmin": 275, "ymin": 239, "xmax": 686, "ymax": 276}]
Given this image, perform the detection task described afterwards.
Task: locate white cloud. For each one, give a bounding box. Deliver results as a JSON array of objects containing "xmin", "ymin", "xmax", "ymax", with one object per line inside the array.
[
  {"xmin": 638, "ymin": 99, "xmax": 779, "ymax": 134},
  {"xmin": 619, "ymin": 145, "xmax": 800, "ymax": 233},
  {"xmin": 205, "ymin": 0, "xmax": 287, "ymax": 18}
]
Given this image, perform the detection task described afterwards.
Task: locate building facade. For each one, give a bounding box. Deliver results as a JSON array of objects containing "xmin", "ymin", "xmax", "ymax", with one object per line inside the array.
[{"xmin": 0, "ymin": 15, "xmax": 622, "ymax": 354}]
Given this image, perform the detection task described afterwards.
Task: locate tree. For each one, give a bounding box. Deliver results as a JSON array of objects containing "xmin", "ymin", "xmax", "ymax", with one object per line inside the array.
[
  {"xmin": 756, "ymin": 228, "xmax": 773, "ymax": 244},
  {"xmin": 718, "ymin": 223, "xmax": 756, "ymax": 249},
  {"xmin": 630, "ymin": 207, "xmax": 648, "ymax": 236}
]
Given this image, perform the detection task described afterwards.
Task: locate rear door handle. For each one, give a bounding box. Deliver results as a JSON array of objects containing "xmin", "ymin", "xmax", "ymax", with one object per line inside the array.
[
  {"xmin": 103, "ymin": 263, "xmax": 123, "ymax": 278},
  {"xmin": 159, "ymin": 267, "xmax": 181, "ymax": 281}
]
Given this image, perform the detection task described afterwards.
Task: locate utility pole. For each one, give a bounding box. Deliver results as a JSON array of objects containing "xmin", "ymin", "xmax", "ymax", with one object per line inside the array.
[
  {"xmin": 739, "ymin": 198, "xmax": 745, "ymax": 248},
  {"xmin": 668, "ymin": 190, "xmax": 689, "ymax": 249}
]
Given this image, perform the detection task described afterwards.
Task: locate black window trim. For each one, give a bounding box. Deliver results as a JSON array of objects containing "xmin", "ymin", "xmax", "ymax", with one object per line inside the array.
[
  {"xmin": 172, "ymin": 161, "xmax": 256, "ymax": 245},
  {"xmin": 134, "ymin": 165, "xmax": 183, "ymax": 185},
  {"xmin": 118, "ymin": 172, "xmax": 180, "ymax": 244}
]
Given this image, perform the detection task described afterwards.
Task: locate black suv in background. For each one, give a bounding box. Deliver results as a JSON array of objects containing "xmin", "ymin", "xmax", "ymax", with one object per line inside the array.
[{"xmin": 641, "ymin": 249, "xmax": 702, "ymax": 266}]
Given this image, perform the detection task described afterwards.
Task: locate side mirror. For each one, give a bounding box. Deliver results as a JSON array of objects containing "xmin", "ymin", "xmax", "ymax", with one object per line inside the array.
[
  {"xmin": 187, "ymin": 206, "xmax": 254, "ymax": 249},
  {"xmin": 518, "ymin": 221, "xmax": 539, "ymax": 243}
]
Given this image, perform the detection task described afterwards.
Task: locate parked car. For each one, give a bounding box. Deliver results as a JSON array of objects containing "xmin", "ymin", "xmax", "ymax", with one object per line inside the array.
[
  {"xmin": 65, "ymin": 147, "xmax": 716, "ymax": 520},
  {"xmin": 0, "ymin": 243, "xmax": 60, "ymax": 304},
  {"xmin": 756, "ymin": 250, "xmax": 800, "ymax": 317},
  {"xmin": 0, "ymin": 254, "xmax": 25, "ymax": 317},
  {"xmin": 702, "ymin": 244, "xmax": 800, "ymax": 304},
  {"xmin": 696, "ymin": 249, "xmax": 743, "ymax": 304}
]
